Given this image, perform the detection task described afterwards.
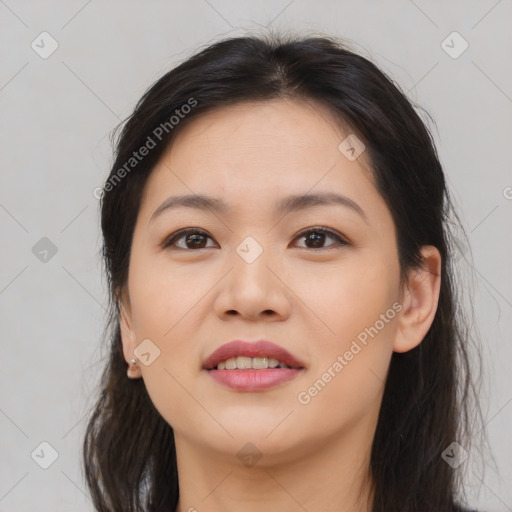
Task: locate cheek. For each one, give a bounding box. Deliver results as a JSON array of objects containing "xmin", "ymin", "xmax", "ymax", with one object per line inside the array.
[
  {"xmin": 289, "ymin": 256, "xmax": 398, "ymax": 420},
  {"xmin": 128, "ymin": 249, "xmax": 209, "ymax": 337},
  {"xmin": 126, "ymin": 261, "xmax": 205, "ymax": 430},
  {"xmin": 286, "ymin": 254, "xmax": 399, "ymax": 345},
  {"xmin": 294, "ymin": 289, "xmax": 397, "ymax": 441}
]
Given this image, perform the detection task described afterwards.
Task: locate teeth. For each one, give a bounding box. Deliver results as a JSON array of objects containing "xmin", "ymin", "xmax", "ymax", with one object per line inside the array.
[
  {"xmin": 215, "ymin": 356, "xmax": 291, "ymax": 370},
  {"xmin": 225, "ymin": 358, "xmax": 237, "ymax": 370},
  {"xmin": 252, "ymin": 357, "xmax": 268, "ymax": 369},
  {"xmin": 268, "ymin": 357, "xmax": 280, "ymax": 368},
  {"xmin": 237, "ymin": 356, "xmax": 252, "ymax": 369}
]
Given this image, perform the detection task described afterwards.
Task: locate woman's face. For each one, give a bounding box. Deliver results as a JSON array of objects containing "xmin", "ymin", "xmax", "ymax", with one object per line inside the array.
[{"xmin": 120, "ymin": 99, "xmax": 406, "ymax": 465}]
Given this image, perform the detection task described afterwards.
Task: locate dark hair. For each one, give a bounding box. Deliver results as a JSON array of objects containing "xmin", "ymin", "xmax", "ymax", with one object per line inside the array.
[{"xmin": 83, "ymin": 32, "xmax": 485, "ymax": 511}]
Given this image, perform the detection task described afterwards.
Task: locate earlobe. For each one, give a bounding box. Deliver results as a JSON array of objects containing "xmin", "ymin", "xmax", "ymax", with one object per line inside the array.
[{"xmin": 393, "ymin": 245, "xmax": 442, "ymax": 353}]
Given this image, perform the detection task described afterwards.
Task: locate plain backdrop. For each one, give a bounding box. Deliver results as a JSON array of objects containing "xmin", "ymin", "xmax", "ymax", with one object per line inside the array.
[{"xmin": 1, "ymin": 1, "xmax": 511, "ymax": 511}]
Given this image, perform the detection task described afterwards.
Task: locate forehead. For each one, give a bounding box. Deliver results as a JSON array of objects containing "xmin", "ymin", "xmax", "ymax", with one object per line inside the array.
[
  {"xmin": 138, "ymin": 99, "xmax": 388, "ymax": 228},
  {"xmin": 168, "ymin": 99, "xmax": 353, "ymax": 164}
]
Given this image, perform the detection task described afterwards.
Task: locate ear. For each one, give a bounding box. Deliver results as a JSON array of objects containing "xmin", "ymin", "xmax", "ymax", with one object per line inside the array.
[
  {"xmin": 119, "ymin": 287, "xmax": 142, "ymax": 378},
  {"xmin": 393, "ymin": 245, "xmax": 442, "ymax": 353}
]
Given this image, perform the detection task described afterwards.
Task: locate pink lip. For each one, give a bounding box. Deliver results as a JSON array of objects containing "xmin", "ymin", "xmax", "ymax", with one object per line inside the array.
[
  {"xmin": 208, "ymin": 368, "xmax": 303, "ymax": 391},
  {"xmin": 203, "ymin": 340, "xmax": 306, "ymax": 392},
  {"xmin": 202, "ymin": 340, "xmax": 305, "ymax": 370}
]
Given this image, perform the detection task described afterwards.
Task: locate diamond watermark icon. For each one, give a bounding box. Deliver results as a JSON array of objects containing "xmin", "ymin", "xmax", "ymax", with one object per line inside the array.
[
  {"xmin": 441, "ymin": 31, "xmax": 468, "ymax": 59},
  {"xmin": 236, "ymin": 236, "xmax": 263, "ymax": 264},
  {"xmin": 31, "ymin": 441, "xmax": 59, "ymax": 469},
  {"xmin": 236, "ymin": 442, "xmax": 263, "ymax": 468},
  {"xmin": 134, "ymin": 338, "xmax": 161, "ymax": 366},
  {"xmin": 441, "ymin": 441, "xmax": 468, "ymax": 468},
  {"xmin": 31, "ymin": 31, "xmax": 59, "ymax": 59},
  {"xmin": 32, "ymin": 237, "xmax": 58, "ymax": 263},
  {"xmin": 338, "ymin": 134, "xmax": 365, "ymax": 161}
]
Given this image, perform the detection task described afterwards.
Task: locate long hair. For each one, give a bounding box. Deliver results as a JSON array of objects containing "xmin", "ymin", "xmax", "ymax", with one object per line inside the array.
[{"xmin": 83, "ymin": 33, "xmax": 484, "ymax": 511}]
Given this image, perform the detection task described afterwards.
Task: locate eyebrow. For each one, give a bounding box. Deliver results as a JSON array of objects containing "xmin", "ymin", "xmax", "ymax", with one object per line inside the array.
[{"xmin": 150, "ymin": 192, "xmax": 368, "ymax": 223}]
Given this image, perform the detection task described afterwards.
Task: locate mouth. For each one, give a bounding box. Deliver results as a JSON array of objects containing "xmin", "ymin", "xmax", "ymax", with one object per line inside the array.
[
  {"xmin": 203, "ymin": 340, "xmax": 305, "ymax": 391},
  {"xmin": 211, "ymin": 356, "xmax": 296, "ymax": 370}
]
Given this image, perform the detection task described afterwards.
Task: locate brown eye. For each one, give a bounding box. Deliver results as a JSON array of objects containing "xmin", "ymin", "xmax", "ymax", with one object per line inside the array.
[
  {"xmin": 293, "ymin": 227, "xmax": 348, "ymax": 250},
  {"xmin": 163, "ymin": 229, "xmax": 216, "ymax": 250},
  {"xmin": 163, "ymin": 226, "xmax": 348, "ymax": 251}
]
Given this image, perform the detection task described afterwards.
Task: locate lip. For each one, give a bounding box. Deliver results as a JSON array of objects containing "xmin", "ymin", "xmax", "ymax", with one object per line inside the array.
[
  {"xmin": 208, "ymin": 368, "xmax": 303, "ymax": 391},
  {"xmin": 203, "ymin": 340, "xmax": 306, "ymax": 392},
  {"xmin": 202, "ymin": 340, "xmax": 306, "ymax": 370}
]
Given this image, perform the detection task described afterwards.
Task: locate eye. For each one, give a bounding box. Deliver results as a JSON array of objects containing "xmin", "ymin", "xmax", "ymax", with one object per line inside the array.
[
  {"xmin": 162, "ymin": 228, "xmax": 217, "ymax": 250},
  {"xmin": 162, "ymin": 226, "xmax": 349, "ymax": 251},
  {"xmin": 292, "ymin": 227, "xmax": 348, "ymax": 250}
]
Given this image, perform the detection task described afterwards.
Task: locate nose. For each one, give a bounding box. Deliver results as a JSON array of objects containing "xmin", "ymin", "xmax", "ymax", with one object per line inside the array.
[{"xmin": 213, "ymin": 246, "xmax": 292, "ymax": 322}]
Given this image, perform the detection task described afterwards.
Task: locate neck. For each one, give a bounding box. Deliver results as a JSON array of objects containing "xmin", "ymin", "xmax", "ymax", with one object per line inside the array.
[{"xmin": 174, "ymin": 426, "xmax": 374, "ymax": 512}]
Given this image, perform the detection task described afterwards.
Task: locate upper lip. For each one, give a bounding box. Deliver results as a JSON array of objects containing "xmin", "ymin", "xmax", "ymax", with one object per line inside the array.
[{"xmin": 203, "ymin": 340, "xmax": 306, "ymax": 370}]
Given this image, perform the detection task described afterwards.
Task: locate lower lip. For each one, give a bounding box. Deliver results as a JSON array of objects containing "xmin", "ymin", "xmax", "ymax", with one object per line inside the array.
[{"xmin": 206, "ymin": 368, "xmax": 303, "ymax": 391}]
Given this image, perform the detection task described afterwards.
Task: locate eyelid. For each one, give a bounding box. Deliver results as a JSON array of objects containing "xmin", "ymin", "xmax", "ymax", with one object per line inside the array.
[
  {"xmin": 293, "ymin": 226, "xmax": 349, "ymax": 248},
  {"xmin": 161, "ymin": 226, "xmax": 349, "ymax": 250},
  {"xmin": 161, "ymin": 228, "xmax": 216, "ymax": 250}
]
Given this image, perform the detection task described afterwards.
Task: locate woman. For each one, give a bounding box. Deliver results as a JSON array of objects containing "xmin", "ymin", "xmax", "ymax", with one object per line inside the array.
[{"xmin": 83, "ymin": 33, "xmax": 483, "ymax": 511}]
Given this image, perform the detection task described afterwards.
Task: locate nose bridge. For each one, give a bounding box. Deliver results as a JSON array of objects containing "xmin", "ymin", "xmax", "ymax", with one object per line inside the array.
[
  {"xmin": 214, "ymin": 234, "xmax": 290, "ymax": 319},
  {"xmin": 232, "ymin": 234, "xmax": 274, "ymax": 294}
]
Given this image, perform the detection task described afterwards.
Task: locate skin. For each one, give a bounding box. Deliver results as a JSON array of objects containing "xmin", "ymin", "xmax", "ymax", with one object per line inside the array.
[{"xmin": 120, "ymin": 98, "xmax": 441, "ymax": 512}]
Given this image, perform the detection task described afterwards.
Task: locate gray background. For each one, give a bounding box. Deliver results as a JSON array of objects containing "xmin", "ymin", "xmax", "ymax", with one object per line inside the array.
[{"xmin": 1, "ymin": 1, "xmax": 511, "ymax": 511}]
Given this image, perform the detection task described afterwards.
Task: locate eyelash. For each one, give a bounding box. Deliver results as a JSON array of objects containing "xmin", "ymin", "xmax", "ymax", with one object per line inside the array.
[{"xmin": 161, "ymin": 227, "xmax": 349, "ymax": 251}]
